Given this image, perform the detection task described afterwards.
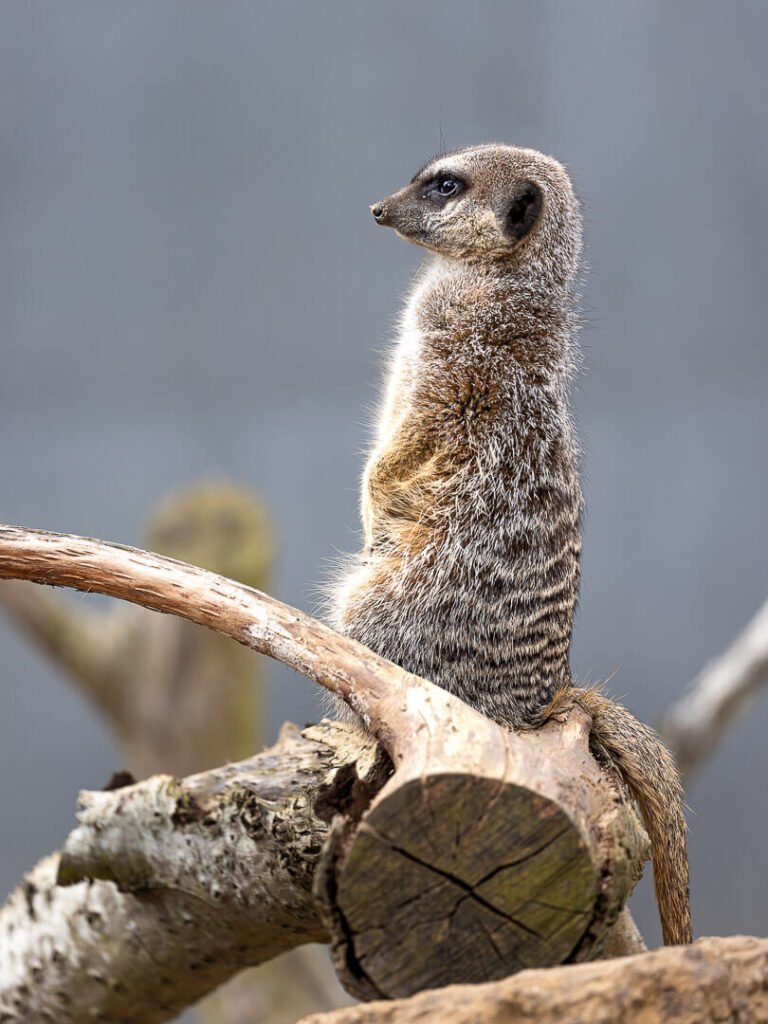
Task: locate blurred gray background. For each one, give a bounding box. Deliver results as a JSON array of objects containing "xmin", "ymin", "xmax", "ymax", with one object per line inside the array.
[{"xmin": 1, "ymin": 0, "xmax": 766, "ymax": 951}]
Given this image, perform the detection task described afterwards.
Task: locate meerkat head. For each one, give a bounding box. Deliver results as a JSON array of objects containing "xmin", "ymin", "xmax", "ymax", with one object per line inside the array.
[{"xmin": 370, "ymin": 144, "xmax": 581, "ymax": 282}]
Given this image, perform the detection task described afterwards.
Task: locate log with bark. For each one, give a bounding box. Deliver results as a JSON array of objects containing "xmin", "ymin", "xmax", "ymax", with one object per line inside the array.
[
  {"xmin": 0, "ymin": 721, "xmax": 358, "ymax": 1024},
  {"xmin": 0, "ymin": 483, "xmax": 348, "ymax": 1023},
  {"xmin": 0, "ymin": 713, "xmax": 644, "ymax": 1022},
  {"xmin": 0, "ymin": 523, "xmax": 655, "ymax": 1022}
]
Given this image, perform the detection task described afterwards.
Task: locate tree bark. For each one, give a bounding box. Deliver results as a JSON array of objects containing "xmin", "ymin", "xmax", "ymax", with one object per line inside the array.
[
  {"xmin": 314, "ymin": 708, "xmax": 647, "ymax": 999},
  {"xmin": 0, "ymin": 721, "xmax": 366, "ymax": 1024},
  {"xmin": 0, "ymin": 524, "xmax": 650, "ymax": 1019},
  {"xmin": 1, "ymin": 710, "xmax": 646, "ymax": 1022},
  {"xmin": 0, "ymin": 484, "xmax": 349, "ymax": 1023},
  {"xmin": 297, "ymin": 936, "xmax": 768, "ymax": 1024}
]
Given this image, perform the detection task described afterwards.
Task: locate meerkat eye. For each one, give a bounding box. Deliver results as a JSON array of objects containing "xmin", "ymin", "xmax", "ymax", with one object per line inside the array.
[
  {"xmin": 505, "ymin": 183, "xmax": 542, "ymax": 242},
  {"xmin": 423, "ymin": 175, "xmax": 466, "ymax": 202},
  {"xmin": 437, "ymin": 176, "xmax": 460, "ymax": 196}
]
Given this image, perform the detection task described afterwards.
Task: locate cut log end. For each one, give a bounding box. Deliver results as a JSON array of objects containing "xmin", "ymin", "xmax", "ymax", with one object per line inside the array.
[{"xmin": 321, "ymin": 771, "xmax": 597, "ymax": 999}]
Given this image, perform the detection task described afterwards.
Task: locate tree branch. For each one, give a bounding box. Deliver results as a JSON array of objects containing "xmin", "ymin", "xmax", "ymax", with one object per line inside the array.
[
  {"xmin": 0, "ymin": 523, "xmax": 434, "ymax": 759},
  {"xmin": 0, "ymin": 523, "xmax": 649, "ymax": 1015},
  {"xmin": 0, "ymin": 721, "xmax": 369, "ymax": 1024},
  {"xmin": 0, "ymin": 712, "xmax": 644, "ymax": 1022},
  {"xmin": 297, "ymin": 936, "xmax": 768, "ymax": 1024},
  {"xmin": 661, "ymin": 596, "xmax": 768, "ymax": 779},
  {"xmin": 0, "ymin": 488, "xmax": 350, "ymax": 1023}
]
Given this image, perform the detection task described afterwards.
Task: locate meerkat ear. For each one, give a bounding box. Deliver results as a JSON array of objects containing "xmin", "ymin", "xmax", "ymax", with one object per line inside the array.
[{"xmin": 505, "ymin": 183, "xmax": 542, "ymax": 242}]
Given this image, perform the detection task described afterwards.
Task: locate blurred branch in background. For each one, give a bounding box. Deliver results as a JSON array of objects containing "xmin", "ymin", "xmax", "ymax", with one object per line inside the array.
[
  {"xmin": 661, "ymin": 597, "xmax": 768, "ymax": 781},
  {"xmin": 0, "ymin": 482, "xmax": 349, "ymax": 1023},
  {"xmin": 0, "ymin": 481, "xmax": 273, "ymax": 776}
]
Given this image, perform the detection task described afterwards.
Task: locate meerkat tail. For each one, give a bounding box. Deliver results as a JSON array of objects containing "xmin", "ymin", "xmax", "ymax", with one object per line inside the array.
[
  {"xmin": 572, "ymin": 688, "xmax": 692, "ymax": 945},
  {"xmin": 334, "ymin": 144, "xmax": 692, "ymax": 947}
]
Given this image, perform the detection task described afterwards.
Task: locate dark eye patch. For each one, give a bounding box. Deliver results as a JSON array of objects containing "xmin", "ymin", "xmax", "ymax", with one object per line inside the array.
[
  {"xmin": 505, "ymin": 183, "xmax": 542, "ymax": 242},
  {"xmin": 422, "ymin": 173, "xmax": 466, "ymax": 203}
]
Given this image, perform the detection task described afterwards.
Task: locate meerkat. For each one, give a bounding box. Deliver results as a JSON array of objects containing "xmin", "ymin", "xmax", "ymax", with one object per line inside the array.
[{"xmin": 328, "ymin": 143, "xmax": 692, "ymax": 946}]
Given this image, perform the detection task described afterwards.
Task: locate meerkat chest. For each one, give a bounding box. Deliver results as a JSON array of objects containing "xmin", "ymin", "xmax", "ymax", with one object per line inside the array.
[{"xmin": 372, "ymin": 271, "xmax": 436, "ymax": 448}]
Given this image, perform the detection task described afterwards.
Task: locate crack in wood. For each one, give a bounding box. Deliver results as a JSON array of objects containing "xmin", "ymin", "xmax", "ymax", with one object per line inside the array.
[
  {"xmin": 475, "ymin": 824, "xmax": 573, "ymax": 887},
  {"xmin": 368, "ymin": 826, "xmax": 545, "ymax": 942}
]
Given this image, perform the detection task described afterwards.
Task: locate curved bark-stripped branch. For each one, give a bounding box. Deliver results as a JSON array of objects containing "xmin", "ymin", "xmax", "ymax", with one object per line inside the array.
[
  {"xmin": 0, "ymin": 526, "xmax": 624, "ymax": 812},
  {"xmin": 661, "ymin": 597, "xmax": 768, "ymax": 779},
  {"xmin": 0, "ymin": 523, "xmax": 445, "ymax": 762},
  {"xmin": 298, "ymin": 935, "xmax": 768, "ymax": 1024},
  {"xmin": 0, "ymin": 721, "xmax": 368, "ymax": 1024}
]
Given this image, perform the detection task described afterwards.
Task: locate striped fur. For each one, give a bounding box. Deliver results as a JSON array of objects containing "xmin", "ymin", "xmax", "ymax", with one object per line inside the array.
[{"xmin": 329, "ymin": 145, "xmax": 691, "ymax": 945}]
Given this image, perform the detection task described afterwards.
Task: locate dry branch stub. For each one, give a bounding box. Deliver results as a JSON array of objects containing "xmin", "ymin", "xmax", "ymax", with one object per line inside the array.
[{"xmin": 315, "ymin": 710, "xmax": 648, "ymax": 1000}]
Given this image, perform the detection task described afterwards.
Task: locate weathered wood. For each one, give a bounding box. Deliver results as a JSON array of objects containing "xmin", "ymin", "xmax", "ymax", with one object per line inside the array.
[
  {"xmin": 0, "ymin": 486, "xmax": 350, "ymax": 1024},
  {"xmin": 0, "ymin": 722, "xmax": 366, "ymax": 1024},
  {"xmin": 299, "ymin": 936, "xmax": 768, "ymax": 1024},
  {"xmin": 0, "ymin": 523, "xmax": 652, "ymax": 1018},
  {"xmin": 0, "ymin": 714, "xmax": 645, "ymax": 1022},
  {"xmin": 315, "ymin": 710, "xmax": 647, "ymax": 999},
  {"xmin": 0, "ymin": 524, "xmax": 443, "ymax": 745},
  {"xmin": 0, "ymin": 523, "xmax": 517, "ymax": 766}
]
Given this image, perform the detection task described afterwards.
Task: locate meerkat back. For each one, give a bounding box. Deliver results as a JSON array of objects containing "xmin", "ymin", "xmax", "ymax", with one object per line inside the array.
[
  {"xmin": 327, "ymin": 144, "xmax": 691, "ymax": 946},
  {"xmin": 330, "ymin": 144, "xmax": 583, "ymax": 729}
]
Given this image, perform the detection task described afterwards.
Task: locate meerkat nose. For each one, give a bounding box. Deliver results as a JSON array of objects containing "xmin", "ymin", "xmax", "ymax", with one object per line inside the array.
[{"xmin": 370, "ymin": 202, "xmax": 387, "ymax": 223}]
